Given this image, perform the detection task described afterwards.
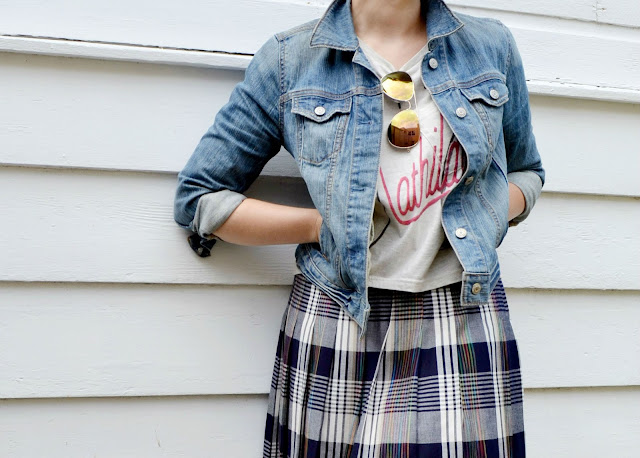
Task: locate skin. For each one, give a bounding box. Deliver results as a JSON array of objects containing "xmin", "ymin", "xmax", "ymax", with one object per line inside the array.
[{"xmin": 213, "ymin": 0, "xmax": 525, "ymax": 244}]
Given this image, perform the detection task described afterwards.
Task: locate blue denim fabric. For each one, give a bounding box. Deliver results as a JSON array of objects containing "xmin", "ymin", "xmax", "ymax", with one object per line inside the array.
[{"xmin": 174, "ymin": 0, "xmax": 545, "ymax": 334}]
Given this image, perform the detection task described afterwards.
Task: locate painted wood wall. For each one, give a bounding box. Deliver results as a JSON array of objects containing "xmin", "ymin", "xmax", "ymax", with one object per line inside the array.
[{"xmin": 1, "ymin": 0, "xmax": 639, "ymax": 456}]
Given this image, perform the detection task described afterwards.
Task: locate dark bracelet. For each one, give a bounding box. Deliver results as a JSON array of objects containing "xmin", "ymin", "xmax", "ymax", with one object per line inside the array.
[{"xmin": 187, "ymin": 233, "xmax": 218, "ymax": 257}]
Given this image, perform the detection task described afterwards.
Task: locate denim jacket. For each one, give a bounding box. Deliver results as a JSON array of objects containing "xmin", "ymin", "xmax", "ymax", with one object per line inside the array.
[{"xmin": 174, "ymin": 0, "xmax": 545, "ymax": 334}]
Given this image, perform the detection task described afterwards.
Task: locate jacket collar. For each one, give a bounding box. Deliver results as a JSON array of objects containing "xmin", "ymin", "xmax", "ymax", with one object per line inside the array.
[{"xmin": 309, "ymin": 0, "xmax": 464, "ymax": 51}]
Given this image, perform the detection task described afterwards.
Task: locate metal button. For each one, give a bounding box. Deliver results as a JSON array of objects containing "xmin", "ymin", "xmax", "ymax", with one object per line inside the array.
[
  {"xmin": 455, "ymin": 227, "xmax": 467, "ymax": 239},
  {"xmin": 464, "ymin": 176, "xmax": 474, "ymax": 185},
  {"xmin": 490, "ymin": 89, "xmax": 500, "ymax": 100},
  {"xmin": 455, "ymin": 107, "xmax": 467, "ymax": 118},
  {"xmin": 428, "ymin": 58, "xmax": 438, "ymax": 69},
  {"xmin": 471, "ymin": 283, "xmax": 482, "ymax": 294},
  {"xmin": 314, "ymin": 106, "xmax": 326, "ymax": 116}
]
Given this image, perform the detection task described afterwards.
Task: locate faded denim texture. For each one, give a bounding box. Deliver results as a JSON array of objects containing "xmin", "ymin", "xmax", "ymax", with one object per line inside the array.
[{"xmin": 174, "ymin": 0, "xmax": 545, "ymax": 334}]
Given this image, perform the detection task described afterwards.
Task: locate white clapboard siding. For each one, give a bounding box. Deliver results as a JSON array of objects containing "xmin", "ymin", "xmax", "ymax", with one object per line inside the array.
[
  {"xmin": 1, "ymin": 388, "xmax": 639, "ymax": 458},
  {"xmin": 0, "ymin": 395, "xmax": 270, "ymax": 458},
  {"xmin": 450, "ymin": 0, "xmax": 640, "ymax": 28},
  {"xmin": 1, "ymin": 0, "xmax": 639, "ymax": 456},
  {"xmin": 2, "ymin": 51, "xmax": 640, "ymax": 196},
  {"xmin": 507, "ymin": 28, "xmax": 639, "ymax": 92},
  {"xmin": 0, "ymin": 282, "xmax": 638, "ymax": 398},
  {"xmin": 0, "ymin": 51, "xmax": 298, "ymax": 179},
  {"xmin": 1, "ymin": 2, "xmax": 639, "ymax": 95},
  {"xmin": 0, "ymin": 1, "xmax": 638, "ymax": 51},
  {"xmin": 2, "ymin": 36, "xmax": 639, "ymax": 106},
  {"xmin": 0, "ymin": 166, "xmax": 638, "ymax": 289}
]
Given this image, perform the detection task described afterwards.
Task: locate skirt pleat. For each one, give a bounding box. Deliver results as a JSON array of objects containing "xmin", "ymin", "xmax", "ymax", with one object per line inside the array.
[{"xmin": 264, "ymin": 274, "xmax": 525, "ymax": 458}]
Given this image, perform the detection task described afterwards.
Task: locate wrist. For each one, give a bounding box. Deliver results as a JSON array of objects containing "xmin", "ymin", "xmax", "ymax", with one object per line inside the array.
[
  {"xmin": 507, "ymin": 181, "xmax": 526, "ymax": 221},
  {"xmin": 312, "ymin": 211, "xmax": 323, "ymax": 244}
]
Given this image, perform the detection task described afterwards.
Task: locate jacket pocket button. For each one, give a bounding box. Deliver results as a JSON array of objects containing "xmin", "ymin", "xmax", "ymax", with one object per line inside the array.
[
  {"xmin": 455, "ymin": 227, "xmax": 467, "ymax": 238},
  {"xmin": 471, "ymin": 283, "xmax": 482, "ymax": 294},
  {"xmin": 490, "ymin": 89, "xmax": 500, "ymax": 99},
  {"xmin": 314, "ymin": 106, "xmax": 326, "ymax": 116}
]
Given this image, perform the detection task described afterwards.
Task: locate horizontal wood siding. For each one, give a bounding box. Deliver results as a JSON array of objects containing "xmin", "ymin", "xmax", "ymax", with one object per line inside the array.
[
  {"xmin": 1, "ymin": 0, "xmax": 638, "ymax": 456},
  {"xmin": 1, "ymin": 51, "xmax": 639, "ymax": 195},
  {"xmin": 0, "ymin": 167, "xmax": 638, "ymax": 289},
  {"xmin": 1, "ymin": 389, "xmax": 639, "ymax": 457},
  {"xmin": 0, "ymin": 283, "xmax": 638, "ymax": 398}
]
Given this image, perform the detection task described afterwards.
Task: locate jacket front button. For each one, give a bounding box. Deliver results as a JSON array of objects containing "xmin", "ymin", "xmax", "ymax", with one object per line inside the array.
[
  {"xmin": 456, "ymin": 107, "xmax": 467, "ymax": 118},
  {"xmin": 490, "ymin": 89, "xmax": 500, "ymax": 99},
  {"xmin": 465, "ymin": 176, "xmax": 474, "ymax": 185},
  {"xmin": 471, "ymin": 283, "xmax": 482, "ymax": 294},
  {"xmin": 314, "ymin": 106, "xmax": 326, "ymax": 116},
  {"xmin": 455, "ymin": 227, "xmax": 467, "ymax": 238},
  {"xmin": 428, "ymin": 58, "xmax": 438, "ymax": 69}
]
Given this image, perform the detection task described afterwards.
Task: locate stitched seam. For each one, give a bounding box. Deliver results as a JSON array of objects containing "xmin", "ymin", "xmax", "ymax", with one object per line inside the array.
[
  {"xmin": 296, "ymin": 114, "xmax": 304, "ymax": 168},
  {"xmin": 325, "ymin": 109, "xmax": 348, "ymax": 214},
  {"xmin": 502, "ymin": 22, "xmax": 514, "ymax": 80},
  {"xmin": 282, "ymin": 87, "xmax": 381, "ymax": 103},
  {"xmin": 475, "ymin": 164, "xmax": 504, "ymax": 248},
  {"xmin": 442, "ymin": 38, "xmax": 455, "ymax": 89},
  {"xmin": 291, "ymin": 97, "xmax": 352, "ymax": 121},
  {"xmin": 471, "ymin": 103, "xmax": 494, "ymax": 151},
  {"xmin": 278, "ymin": 35, "xmax": 285, "ymax": 135},
  {"xmin": 491, "ymin": 157, "xmax": 510, "ymax": 245},
  {"xmin": 344, "ymin": 81, "xmax": 359, "ymax": 278},
  {"xmin": 460, "ymin": 185, "xmax": 490, "ymax": 270},
  {"xmin": 297, "ymin": 113, "xmax": 349, "ymax": 165},
  {"xmin": 430, "ymin": 74, "xmax": 507, "ymax": 95},
  {"xmin": 459, "ymin": 74, "xmax": 507, "ymax": 87}
]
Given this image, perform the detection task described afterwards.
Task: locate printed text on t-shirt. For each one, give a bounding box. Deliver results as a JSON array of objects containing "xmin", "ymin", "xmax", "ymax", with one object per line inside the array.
[{"xmin": 379, "ymin": 114, "xmax": 464, "ymax": 225}]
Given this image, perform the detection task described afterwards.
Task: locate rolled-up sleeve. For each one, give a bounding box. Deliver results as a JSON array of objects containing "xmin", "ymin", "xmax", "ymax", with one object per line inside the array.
[
  {"xmin": 500, "ymin": 21, "xmax": 545, "ymax": 227},
  {"xmin": 173, "ymin": 35, "xmax": 283, "ymax": 237},
  {"xmin": 191, "ymin": 189, "xmax": 247, "ymax": 238},
  {"xmin": 507, "ymin": 170, "xmax": 543, "ymax": 226}
]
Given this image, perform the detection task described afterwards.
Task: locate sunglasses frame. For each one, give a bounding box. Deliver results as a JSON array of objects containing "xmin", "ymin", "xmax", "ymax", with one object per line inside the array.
[{"xmin": 381, "ymin": 71, "xmax": 421, "ymax": 149}]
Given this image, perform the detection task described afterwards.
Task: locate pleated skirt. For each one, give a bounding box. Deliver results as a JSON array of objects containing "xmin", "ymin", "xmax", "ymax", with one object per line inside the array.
[{"xmin": 264, "ymin": 273, "xmax": 525, "ymax": 458}]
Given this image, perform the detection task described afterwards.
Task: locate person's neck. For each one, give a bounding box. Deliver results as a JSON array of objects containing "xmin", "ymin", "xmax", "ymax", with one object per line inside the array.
[
  {"xmin": 351, "ymin": 0, "xmax": 427, "ymax": 70},
  {"xmin": 351, "ymin": 0, "xmax": 425, "ymax": 39}
]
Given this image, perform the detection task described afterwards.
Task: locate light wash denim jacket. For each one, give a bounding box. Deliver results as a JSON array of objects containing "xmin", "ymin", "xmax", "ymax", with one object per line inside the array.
[{"xmin": 174, "ymin": 0, "xmax": 545, "ymax": 334}]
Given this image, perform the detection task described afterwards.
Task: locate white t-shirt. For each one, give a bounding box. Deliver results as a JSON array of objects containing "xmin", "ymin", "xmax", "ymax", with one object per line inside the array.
[{"xmin": 359, "ymin": 39, "xmax": 465, "ymax": 292}]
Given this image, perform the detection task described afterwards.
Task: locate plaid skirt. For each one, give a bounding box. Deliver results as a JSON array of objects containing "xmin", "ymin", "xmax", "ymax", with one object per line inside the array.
[{"xmin": 264, "ymin": 274, "xmax": 525, "ymax": 458}]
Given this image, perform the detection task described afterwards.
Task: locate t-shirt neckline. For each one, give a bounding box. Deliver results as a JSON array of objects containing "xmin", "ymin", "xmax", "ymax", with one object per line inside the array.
[{"xmin": 358, "ymin": 38, "xmax": 430, "ymax": 74}]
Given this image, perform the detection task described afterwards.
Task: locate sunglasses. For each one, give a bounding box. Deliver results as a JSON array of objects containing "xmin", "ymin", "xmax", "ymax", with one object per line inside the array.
[{"xmin": 381, "ymin": 71, "xmax": 421, "ymax": 149}]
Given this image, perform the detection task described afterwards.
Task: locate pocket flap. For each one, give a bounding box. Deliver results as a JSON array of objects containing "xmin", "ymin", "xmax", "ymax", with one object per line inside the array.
[
  {"xmin": 291, "ymin": 94, "xmax": 352, "ymax": 122},
  {"xmin": 460, "ymin": 80, "xmax": 509, "ymax": 107}
]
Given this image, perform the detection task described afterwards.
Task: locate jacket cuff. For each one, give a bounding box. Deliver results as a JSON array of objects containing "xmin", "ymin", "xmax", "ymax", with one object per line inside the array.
[
  {"xmin": 507, "ymin": 170, "xmax": 543, "ymax": 227},
  {"xmin": 192, "ymin": 189, "xmax": 247, "ymax": 238}
]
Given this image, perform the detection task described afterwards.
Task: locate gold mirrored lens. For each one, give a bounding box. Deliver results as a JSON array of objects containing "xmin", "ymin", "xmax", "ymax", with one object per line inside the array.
[
  {"xmin": 388, "ymin": 109, "xmax": 420, "ymax": 148},
  {"xmin": 381, "ymin": 71, "xmax": 414, "ymax": 102}
]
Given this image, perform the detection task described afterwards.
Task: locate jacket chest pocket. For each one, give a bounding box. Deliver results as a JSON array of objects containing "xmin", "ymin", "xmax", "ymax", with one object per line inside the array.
[
  {"xmin": 460, "ymin": 79, "xmax": 509, "ymax": 151},
  {"xmin": 291, "ymin": 94, "xmax": 352, "ymax": 165}
]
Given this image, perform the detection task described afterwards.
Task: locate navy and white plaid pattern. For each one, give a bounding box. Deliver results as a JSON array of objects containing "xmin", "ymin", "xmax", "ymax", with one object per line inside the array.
[{"xmin": 264, "ymin": 274, "xmax": 525, "ymax": 457}]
